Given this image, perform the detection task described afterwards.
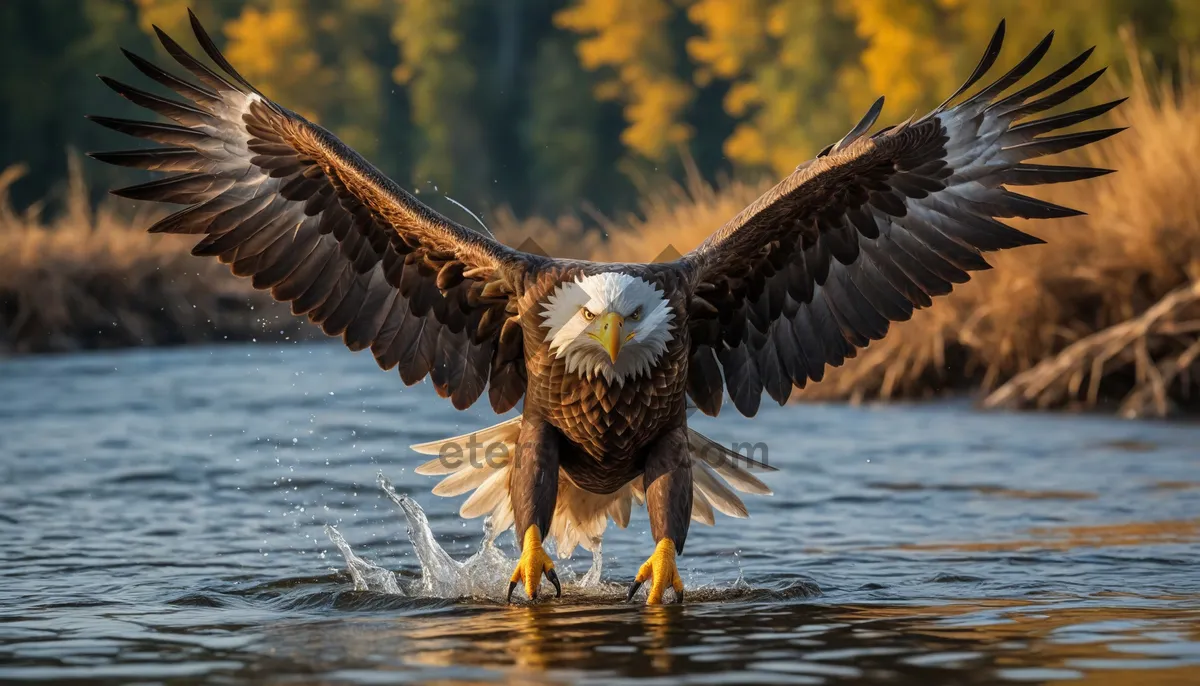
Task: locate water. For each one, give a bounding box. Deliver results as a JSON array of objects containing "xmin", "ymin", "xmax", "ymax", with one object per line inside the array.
[{"xmin": 1, "ymin": 343, "xmax": 1198, "ymax": 684}]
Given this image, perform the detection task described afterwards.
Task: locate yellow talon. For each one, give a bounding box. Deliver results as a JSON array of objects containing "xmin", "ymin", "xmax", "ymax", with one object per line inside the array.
[
  {"xmin": 626, "ymin": 539, "xmax": 684, "ymax": 604},
  {"xmin": 507, "ymin": 525, "xmax": 561, "ymax": 602}
]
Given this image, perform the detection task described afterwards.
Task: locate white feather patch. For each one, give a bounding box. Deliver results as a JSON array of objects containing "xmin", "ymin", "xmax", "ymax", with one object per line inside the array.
[
  {"xmin": 459, "ymin": 467, "xmax": 511, "ymax": 519},
  {"xmin": 691, "ymin": 486, "xmax": 716, "ymax": 526},
  {"xmin": 692, "ymin": 460, "xmax": 749, "ymax": 518},
  {"xmin": 414, "ymin": 416, "xmax": 776, "ymax": 557},
  {"xmin": 539, "ymin": 273, "xmax": 675, "ymax": 385}
]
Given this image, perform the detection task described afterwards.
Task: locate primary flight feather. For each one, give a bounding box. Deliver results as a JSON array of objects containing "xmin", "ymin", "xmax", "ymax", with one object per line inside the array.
[{"xmin": 91, "ymin": 11, "xmax": 1121, "ymax": 603}]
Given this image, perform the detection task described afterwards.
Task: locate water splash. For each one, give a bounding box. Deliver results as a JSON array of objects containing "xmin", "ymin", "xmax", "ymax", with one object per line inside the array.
[
  {"xmin": 326, "ymin": 471, "xmax": 611, "ymax": 601},
  {"xmin": 324, "ymin": 523, "xmax": 403, "ymax": 595},
  {"xmin": 377, "ymin": 471, "xmax": 510, "ymax": 598},
  {"xmin": 579, "ymin": 539, "xmax": 603, "ymax": 587}
]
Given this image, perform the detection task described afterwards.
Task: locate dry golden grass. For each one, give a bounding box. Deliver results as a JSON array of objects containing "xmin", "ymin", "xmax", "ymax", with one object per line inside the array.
[
  {"xmin": 0, "ymin": 157, "xmax": 304, "ymax": 354},
  {"xmin": 498, "ymin": 44, "xmax": 1200, "ymax": 414}
]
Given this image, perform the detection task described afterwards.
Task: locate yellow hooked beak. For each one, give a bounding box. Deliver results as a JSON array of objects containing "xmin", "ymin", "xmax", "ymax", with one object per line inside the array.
[{"xmin": 589, "ymin": 312, "xmax": 625, "ymax": 363}]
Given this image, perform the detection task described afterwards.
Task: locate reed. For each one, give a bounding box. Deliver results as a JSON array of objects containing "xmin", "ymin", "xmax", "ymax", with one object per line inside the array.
[{"xmin": 0, "ymin": 157, "xmax": 305, "ymax": 354}]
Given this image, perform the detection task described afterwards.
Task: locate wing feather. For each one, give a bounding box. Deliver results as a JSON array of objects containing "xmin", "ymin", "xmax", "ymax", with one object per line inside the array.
[
  {"xmin": 684, "ymin": 22, "xmax": 1121, "ymax": 416},
  {"xmin": 89, "ymin": 11, "xmax": 536, "ymax": 413}
]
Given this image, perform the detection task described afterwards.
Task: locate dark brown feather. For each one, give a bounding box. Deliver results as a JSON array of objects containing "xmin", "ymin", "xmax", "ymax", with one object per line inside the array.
[
  {"xmin": 681, "ymin": 22, "xmax": 1121, "ymax": 416},
  {"xmin": 686, "ymin": 345, "xmax": 724, "ymax": 416},
  {"xmin": 90, "ymin": 16, "xmax": 531, "ymax": 415}
]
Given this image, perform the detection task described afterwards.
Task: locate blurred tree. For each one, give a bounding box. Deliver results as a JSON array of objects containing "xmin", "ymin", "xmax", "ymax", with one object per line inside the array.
[
  {"xmin": 2, "ymin": 0, "xmax": 1199, "ymax": 224},
  {"xmin": 684, "ymin": 0, "xmax": 1198, "ymax": 179},
  {"xmin": 687, "ymin": 0, "xmax": 863, "ymax": 176},
  {"xmin": 843, "ymin": 0, "xmax": 958, "ymax": 116},
  {"xmin": 523, "ymin": 35, "xmax": 603, "ymax": 216},
  {"xmin": 392, "ymin": 0, "xmax": 488, "ymax": 199},
  {"xmin": 224, "ymin": 1, "xmax": 334, "ymax": 122},
  {"xmin": 555, "ymin": 0, "xmax": 694, "ymax": 161},
  {"xmin": 944, "ymin": 0, "xmax": 1182, "ymax": 79},
  {"xmin": 1176, "ymin": 0, "xmax": 1200, "ymax": 60},
  {"xmin": 223, "ymin": 0, "xmax": 393, "ymax": 158},
  {"xmin": 133, "ymin": 0, "xmax": 225, "ymax": 37},
  {"xmin": 0, "ymin": 0, "xmax": 157, "ymax": 210}
]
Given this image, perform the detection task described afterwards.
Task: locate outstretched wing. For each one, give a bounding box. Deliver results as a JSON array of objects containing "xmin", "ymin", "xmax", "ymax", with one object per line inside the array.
[
  {"xmin": 682, "ymin": 22, "xmax": 1124, "ymax": 417},
  {"xmin": 89, "ymin": 11, "xmax": 537, "ymax": 413}
]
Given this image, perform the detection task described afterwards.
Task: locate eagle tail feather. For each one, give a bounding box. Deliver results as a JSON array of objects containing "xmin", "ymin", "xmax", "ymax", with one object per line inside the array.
[{"xmin": 409, "ymin": 417, "xmax": 776, "ymax": 559}]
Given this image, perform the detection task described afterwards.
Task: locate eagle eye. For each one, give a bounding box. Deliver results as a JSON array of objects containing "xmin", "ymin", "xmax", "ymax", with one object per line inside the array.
[
  {"xmin": 630, "ymin": 307, "xmax": 642, "ymax": 321},
  {"xmin": 581, "ymin": 307, "xmax": 596, "ymax": 321}
]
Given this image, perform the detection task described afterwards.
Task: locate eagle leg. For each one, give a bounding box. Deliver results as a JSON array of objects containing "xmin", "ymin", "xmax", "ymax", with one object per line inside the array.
[
  {"xmin": 508, "ymin": 525, "xmax": 560, "ymax": 602},
  {"xmin": 507, "ymin": 414, "xmax": 562, "ymax": 603},
  {"xmin": 627, "ymin": 426, "xmax": 692, "ymax": 604}
]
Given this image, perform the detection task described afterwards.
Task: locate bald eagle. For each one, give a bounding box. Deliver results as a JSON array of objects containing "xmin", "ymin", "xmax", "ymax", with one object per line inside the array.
[{"xmin": 91, "ymin": 12, "xmax": 1121, "ymax": 603}]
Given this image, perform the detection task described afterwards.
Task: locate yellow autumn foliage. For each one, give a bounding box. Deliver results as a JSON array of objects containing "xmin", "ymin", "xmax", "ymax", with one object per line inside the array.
[
  {"xmin": 555, "ymin": 0, "xmax": 693, "ymax": 160},
  {"xmin": 390, "ymin": 0, "xmax": 486, "ymax": 193},
  {"xmin": 842, "ymin": 0, "xmax": 958, "ymax": 116},
  {"xmin": 133, "ymin": 0, "xmax": 205, "ymax": 37},
  {"xmin": 119, "ymin": 0, "xmax": 1200, "ymax": 207},
  {"xmin": 554, "ymin": 0, "xmax": 1189, "ymax": 181},
  {"xmin": 687, "ymin": 0, "xmax": 770, "ymax": 84},
  {"xmin": 218, "ymin": 1, "xmax": 389, "ymax": 157},
  {"xmin": 223, "ymin": 2, "xmax": 331, "ymax": 122},
  {"xmin": 392, "ymin": 0, "xmax": 463, "ymax": 86}
]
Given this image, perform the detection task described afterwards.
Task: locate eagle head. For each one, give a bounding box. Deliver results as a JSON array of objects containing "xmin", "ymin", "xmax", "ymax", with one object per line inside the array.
[{"xmin": 540, "ymin": 272, "xmax": 675, "ymax": 385}]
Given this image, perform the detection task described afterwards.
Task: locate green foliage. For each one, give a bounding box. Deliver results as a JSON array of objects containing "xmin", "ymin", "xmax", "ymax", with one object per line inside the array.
[
  {"xmin": 0, "ymin": 0, "xmax": 150, "ymax": 210},
  {"xmin": 523, "ymin": 35, "xmax": 603, "ymax": 216},
  {"xmin": 392, "ymin": 0, "xmax": 482, "ymax": 194},
  {"xmin": 0, "ymin": 0, "xmax": 1196, "ymax": 222}
]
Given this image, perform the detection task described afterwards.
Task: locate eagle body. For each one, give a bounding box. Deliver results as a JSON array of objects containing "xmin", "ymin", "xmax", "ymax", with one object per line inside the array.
[
  {"xmin": 517, "ymin": 264, "xmax": 692, "ymax": 493},
  {"xmin": 91, "ymin": 12, "xmax": 1123, "ymax": 603}
]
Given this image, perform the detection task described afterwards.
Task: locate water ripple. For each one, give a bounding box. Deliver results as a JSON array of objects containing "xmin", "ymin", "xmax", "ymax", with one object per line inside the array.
[{"xmin": 1, "ymin": 343, "xmax": 1198, "ymax": 684}]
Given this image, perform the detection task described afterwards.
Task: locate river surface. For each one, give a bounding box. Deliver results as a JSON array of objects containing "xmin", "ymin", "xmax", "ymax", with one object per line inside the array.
[{"xmin": 1, "ymin": 342, "xmax": 1198, "ymax": 685}]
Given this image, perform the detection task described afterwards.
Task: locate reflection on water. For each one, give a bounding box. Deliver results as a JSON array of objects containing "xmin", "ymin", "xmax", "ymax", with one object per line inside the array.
[
  {"xmin": 869, "ymin": 481, "xmax": 1099, "ymax": 500},
  {"xmin": 138, "ymin": 591, "xmax": 1200, "ymax": 684},
  {"xmin": 895, "ymin": 519, "xmax": 1200, "ymax": 553},
  {"xmin": 0, "ymin": 343, "xmax": 1198, "ymax": 684}
]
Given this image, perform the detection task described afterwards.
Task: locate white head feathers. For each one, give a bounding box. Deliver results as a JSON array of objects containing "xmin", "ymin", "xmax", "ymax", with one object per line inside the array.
[{"xmin": 540, "ymin": 272, "xmax": 675, "ymax": 385}]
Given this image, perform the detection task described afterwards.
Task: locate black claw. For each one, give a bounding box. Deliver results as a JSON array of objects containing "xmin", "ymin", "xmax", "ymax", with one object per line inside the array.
[
  {"xmin": 546, "ymin": 569, "xmax": 562, "ymax": 598},
  {"xmin": 507, "ymin": 581, "xmax": 518, "ymax": 603},
  {"xmin": 626, "ymin": 579, "xmax": 643, "ymax": 602},
  {"xmin": 676, "ymin": 588, "xmax": 684, "ymax": 604}
]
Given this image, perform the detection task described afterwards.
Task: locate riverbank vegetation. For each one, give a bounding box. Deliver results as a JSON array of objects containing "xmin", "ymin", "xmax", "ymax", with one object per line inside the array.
[{"xmin": 0, "ymin": 159, "xmax": 306, "ymax": 354}]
